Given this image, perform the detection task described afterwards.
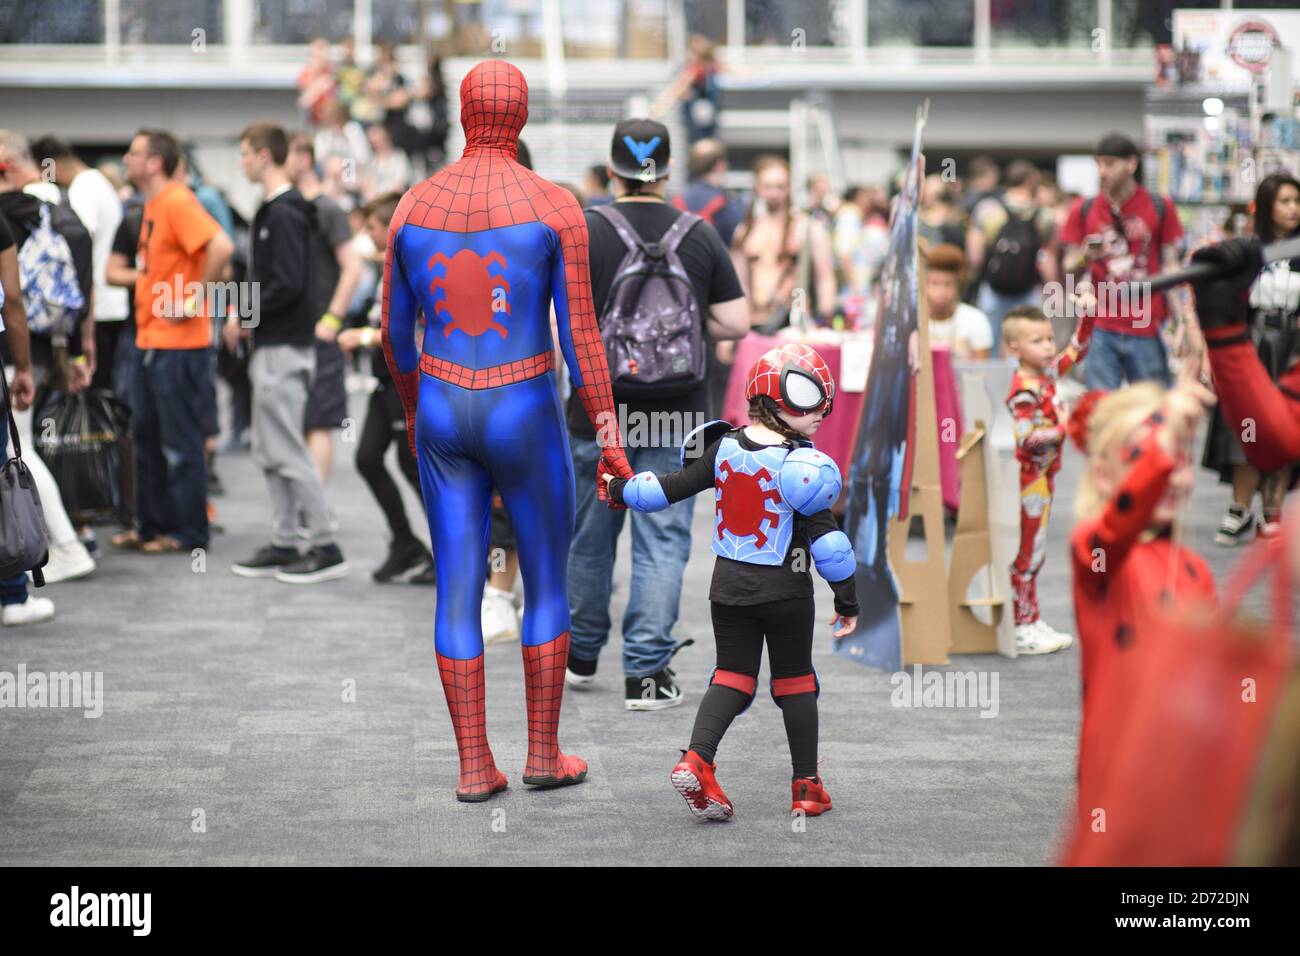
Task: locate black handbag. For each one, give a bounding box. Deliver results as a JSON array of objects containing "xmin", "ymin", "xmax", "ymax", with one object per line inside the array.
[{"xmin": 0, "ymin": 368, "xmax": 49, "ymax": 585}]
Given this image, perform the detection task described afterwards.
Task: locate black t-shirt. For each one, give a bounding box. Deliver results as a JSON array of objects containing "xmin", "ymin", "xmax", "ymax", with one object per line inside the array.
[
  {"xmin": 564, "ymin": 199, "xmax": 743, "ymax": 440},
  {"xmin": 0, "ymin": 211, "xmax": 14, "ymax": 254},
  {"xmin": 112, "ymin": 202, "xmax": 144, "ymax": 321},
  {"xmin": 608, "ymin": 427, "xmax": 859, "ymax": 617}
]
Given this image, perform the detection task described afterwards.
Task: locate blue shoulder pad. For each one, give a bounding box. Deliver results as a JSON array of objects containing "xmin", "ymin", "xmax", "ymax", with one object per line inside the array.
[
  {"xmin": 779, "ymin": 446, "xmax": 843, "ymax": 515},
  {"xmin": 681, "ymin": 419, "xmax": 733, "ymax": 468},
  {"xmin": 811, "ymin": 529, "xmax": 855, "ymax": 582},
  {"xmin": 622, "ymin": 472, "xmax": 669, "ymax": 513}
]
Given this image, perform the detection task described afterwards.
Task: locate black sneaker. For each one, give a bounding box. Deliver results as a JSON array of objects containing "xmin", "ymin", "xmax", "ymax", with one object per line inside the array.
[
  {"xmin": 625, "ymin": 641, "xmax": 693, "ymax": 711},
  {"xmin": 275, "ymin": 544, "xmax": 351, "ymax": 584},
  {"xmin": 78, "ymin": 527, "xmax": 100, "ymax": 560},
  {"xmin": 566, "ymin": 651, "xmax": 598, "ymax": 689},
  {"xmin": 373, "ymin": 538, "xmax": 432, "ymax": 583},
  {"xmin": 232, "ymin": 544, "xmax": 301, "ymax": 578},
  {"xmin": 408, "ymin": 560, "xmax": 436, "ymax": 586},
  {"xmin": 1215, "ymin": 505, "xmax": 1256, "ymax": 547},
  {"xmin": 625, "ymin": 668, "xmax": 684, "ymax": 710}
]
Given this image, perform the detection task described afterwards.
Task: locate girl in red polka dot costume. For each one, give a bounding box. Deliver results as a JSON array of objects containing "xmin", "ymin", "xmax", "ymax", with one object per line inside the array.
[{"xmin": 1067, "ymin": 377, "xmax": 1218, "ymax": 833}]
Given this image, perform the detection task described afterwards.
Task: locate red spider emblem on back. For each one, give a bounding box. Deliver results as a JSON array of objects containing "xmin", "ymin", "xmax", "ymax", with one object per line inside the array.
[
  {"xmin": 429, "ymin": 249, "xmax": 512, "ymax": 339},
  {"xmin": 716, "ymin": 462, "xmax": 783, "ymax": 548}
]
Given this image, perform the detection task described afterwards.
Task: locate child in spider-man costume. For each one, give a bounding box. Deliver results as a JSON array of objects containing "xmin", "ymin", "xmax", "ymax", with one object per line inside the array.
[
  {"xmin": 382, "ymin": 60, "xmax": 634, "ymax": 802},
  {"xmin": 1002, "ymin": 304, "xmax": 1095, "ymax": 655},
  {"xmin": 603, "ymin": 344, "xmax": 859, "ymax": 820}
]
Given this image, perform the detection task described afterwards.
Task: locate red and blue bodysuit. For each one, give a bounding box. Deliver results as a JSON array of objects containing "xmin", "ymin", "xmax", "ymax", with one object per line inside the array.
[{"xmin": 382, "ymin": 60, "xmax": 634, "ymax": 802}]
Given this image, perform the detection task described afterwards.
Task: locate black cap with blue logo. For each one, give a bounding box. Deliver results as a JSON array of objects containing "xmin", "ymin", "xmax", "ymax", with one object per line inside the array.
[{"xmin": 609, "ymin": 118, "xmax": 671, "ymax": 183}]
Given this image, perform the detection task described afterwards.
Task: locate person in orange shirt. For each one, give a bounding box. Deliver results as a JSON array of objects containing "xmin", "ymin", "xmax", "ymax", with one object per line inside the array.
[{"xmin": 115, "ymin": 129, "xmax": 232, "ymax": 553}]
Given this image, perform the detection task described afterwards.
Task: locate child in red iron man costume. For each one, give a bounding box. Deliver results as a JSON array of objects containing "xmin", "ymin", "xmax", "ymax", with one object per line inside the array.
[
  {"xmin": 1002, "ymin": 303, "xmax": 1095, "ymax": 654},
  {"xmin": 602, "ymin": 344, "xmax": 859, "ymax": 820},
  {"xmin": 382, "ymin": 60, "xmax": 634, "ymax": 802}
]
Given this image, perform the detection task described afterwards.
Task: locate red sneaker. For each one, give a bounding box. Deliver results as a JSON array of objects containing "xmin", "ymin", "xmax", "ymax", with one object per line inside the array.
[
  {"xmin": 791, "ymin": 776, "xmax": 832, "ymax": 816},
  {"xmin": 670, "ymin": 750, "xmax": 734, "ymax": 820}
]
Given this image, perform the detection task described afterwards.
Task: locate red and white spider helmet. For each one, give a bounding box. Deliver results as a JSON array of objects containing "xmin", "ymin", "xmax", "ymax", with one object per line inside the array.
[{"xmin": 745, "ymin": 343, "xmax": 835, "ymax": 418}]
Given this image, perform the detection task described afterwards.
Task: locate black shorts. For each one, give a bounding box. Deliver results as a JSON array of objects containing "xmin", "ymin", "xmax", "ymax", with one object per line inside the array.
[{"xmin": 304, "ymin": 337, "xmax": 348, "ymax": 431}]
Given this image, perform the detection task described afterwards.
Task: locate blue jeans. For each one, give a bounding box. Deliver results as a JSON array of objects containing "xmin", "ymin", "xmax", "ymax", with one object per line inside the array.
[
  {"xmin": 977, "ymin": 283, "xmax": 1040, "ymax": 354},
  {"xmin": 567, "ymin": 436, "xmax": 697, "ymax": 678},
  {"xmin": 130, "ymin": 347, "xmax": 211, "ymax": 548},
  {"xmin": 1083, "ymin": 327, "xmax": 1172, "ymax": 390}
]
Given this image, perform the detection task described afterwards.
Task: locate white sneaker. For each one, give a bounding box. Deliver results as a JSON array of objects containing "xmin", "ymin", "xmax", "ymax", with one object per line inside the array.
[
  {"xmin": 482, "ymin": 587, "xmax": 520, "ymax": 645},
  {"xmin": 34, "ymin": 541, "xmax": 96, "ymax": 584},
  {"xmin": 1015, "ymin": 620, "xmax": 1069, "ymax": 655},
  {"xmin": 1034, "ymin": 619, "xmax": 1074, "ymax": 650},
  {"xmin": 3, "ymin": 596, "xmax": 55, "ymax": 626}
]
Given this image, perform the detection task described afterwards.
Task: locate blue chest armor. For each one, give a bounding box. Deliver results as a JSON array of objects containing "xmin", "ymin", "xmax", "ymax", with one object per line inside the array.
[{"xmin": 711, "ymin": 437, "xmax": 796, "ymax": 565}]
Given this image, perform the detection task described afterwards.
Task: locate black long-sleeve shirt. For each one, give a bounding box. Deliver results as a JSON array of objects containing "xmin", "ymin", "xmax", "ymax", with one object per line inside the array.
[
  {"xmin": 248, "ymin": 186, "xmax": 316, "ymax": 348},
  {"xmin": 609, "ymin": 427, "xmax": 859, "ymax": 618}
]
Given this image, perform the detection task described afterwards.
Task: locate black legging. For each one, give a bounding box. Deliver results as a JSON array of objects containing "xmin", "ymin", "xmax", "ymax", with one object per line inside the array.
[
  {"xmin": 356, "ymin": 382, "xmax": 423, "ymax": 543},
  {"xmin": 690, "ymin": 596, "xmax": 819, "ymax": 779}
]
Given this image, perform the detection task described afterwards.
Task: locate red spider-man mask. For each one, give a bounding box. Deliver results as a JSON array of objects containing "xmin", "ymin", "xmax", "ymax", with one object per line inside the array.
[
  {"xmin": 745, "ymin": 343, "xmax": 836, "ymax": 418},
  {"xmin": 460, "ymin": 60, "xmax": 529, "ymax": 157}
]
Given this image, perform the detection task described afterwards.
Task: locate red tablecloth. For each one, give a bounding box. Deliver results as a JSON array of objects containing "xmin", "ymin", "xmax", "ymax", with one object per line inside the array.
[{"xmin": 721, "ymin": 334, "xmax": 962, "ymax": 512}]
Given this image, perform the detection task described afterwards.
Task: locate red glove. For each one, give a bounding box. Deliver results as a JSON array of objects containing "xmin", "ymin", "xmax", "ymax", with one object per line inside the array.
[{"xmin": 598, "ymin": 446, "xmax": 634, "ymax": 510}]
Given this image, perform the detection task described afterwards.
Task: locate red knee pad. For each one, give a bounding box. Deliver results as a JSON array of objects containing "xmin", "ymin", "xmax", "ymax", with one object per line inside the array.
[
  {"xmin": 710, "ymin": 668, "xmax": 758, "ymax": 713},
  {"xmin": 771, "ymin": 672, "xmax": 819, "ymax": 702}
]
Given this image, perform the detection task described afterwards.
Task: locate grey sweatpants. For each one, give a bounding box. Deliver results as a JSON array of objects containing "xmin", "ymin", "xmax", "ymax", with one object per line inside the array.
[{"xmin": 250, "ymin": 343, "xmax": 334, "ymax": 549}]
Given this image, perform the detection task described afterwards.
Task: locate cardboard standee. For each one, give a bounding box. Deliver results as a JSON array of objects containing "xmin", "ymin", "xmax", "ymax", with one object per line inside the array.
[
  {"xmin": 888, "ymin": 254, "xmax": 952, "ymax": 666},
  {"xmin": 947, "ymin": 422, "xmax": 1001, "ymax": 654},
  {"xmin": 951, "ymin": 370, "xmax": 1021, "ymax": 658}
]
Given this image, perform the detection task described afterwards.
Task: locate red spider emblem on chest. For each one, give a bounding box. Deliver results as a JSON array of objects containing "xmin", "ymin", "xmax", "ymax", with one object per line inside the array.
[
  {"xmin": 429, "ymin": 249, "xmax": 512, "ymax": 339},
  {"xmin": 716, "ymin": 462, "xmax": 783, "ymax": 548}
]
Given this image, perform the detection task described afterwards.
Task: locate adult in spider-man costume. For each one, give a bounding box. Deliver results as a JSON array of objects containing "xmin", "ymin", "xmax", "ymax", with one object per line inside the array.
[{"xmin": 382, "ymin": 60, "xmax": 634, "ymax": 802}]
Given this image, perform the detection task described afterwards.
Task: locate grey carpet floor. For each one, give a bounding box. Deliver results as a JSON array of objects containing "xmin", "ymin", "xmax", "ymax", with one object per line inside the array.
[{"xmin": 0, "ymin": 392, "xmax": 1249, "ymax": 866}]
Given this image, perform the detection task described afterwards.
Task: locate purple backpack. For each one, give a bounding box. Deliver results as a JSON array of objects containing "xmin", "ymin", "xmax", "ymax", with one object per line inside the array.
[{"xmin": 592, "ymin": 204, "xmax": 708, "ymax": 399}]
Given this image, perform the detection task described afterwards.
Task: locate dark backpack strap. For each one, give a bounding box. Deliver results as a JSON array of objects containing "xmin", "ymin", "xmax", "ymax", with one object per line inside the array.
[
  {"xmin": 1080, "ymin": 193, "xmax": 1168, "ymax": 246},
  {"xmin": 591, "ymin": 203, "xmax": 650, "ymax": 256},
  {"xmin": 658, "ymin": 211, "xmax": 701, "ymax": 256}
]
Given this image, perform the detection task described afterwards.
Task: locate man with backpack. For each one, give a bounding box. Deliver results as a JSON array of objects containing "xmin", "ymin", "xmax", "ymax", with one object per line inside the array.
[
  {"xmin": 563, "ymin": 119, "xmax": 748, "ymax": 710},
  {"xmin": 967, "ymin": 159, "xmax": 1054, "ymax": 353},
  {"xmin": 1059, "ymin": 131, "xmax": 1196, "ymax": 389},
  {"xmin": 0, "ymin": 131, "xmax": 104, "ymax": 586},
  {"xmin": 0, "ymin": 130, "xmax": 96, "ymax": 397}
]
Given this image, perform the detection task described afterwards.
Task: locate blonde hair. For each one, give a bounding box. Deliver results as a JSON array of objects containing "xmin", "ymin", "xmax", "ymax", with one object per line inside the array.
[
  {"xmin": 1074, "ymin": 382, "xmax": 1166, "ymax": 521},
  {"xmin": 1001, "ymin": 304, "xmax": 1050, "ymax": 347}
]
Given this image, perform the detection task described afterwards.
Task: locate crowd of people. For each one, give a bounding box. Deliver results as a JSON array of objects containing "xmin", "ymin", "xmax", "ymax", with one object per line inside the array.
[{"xmin": 1, "ymin": 39, "xmax": 1296, "ymax": 845}]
